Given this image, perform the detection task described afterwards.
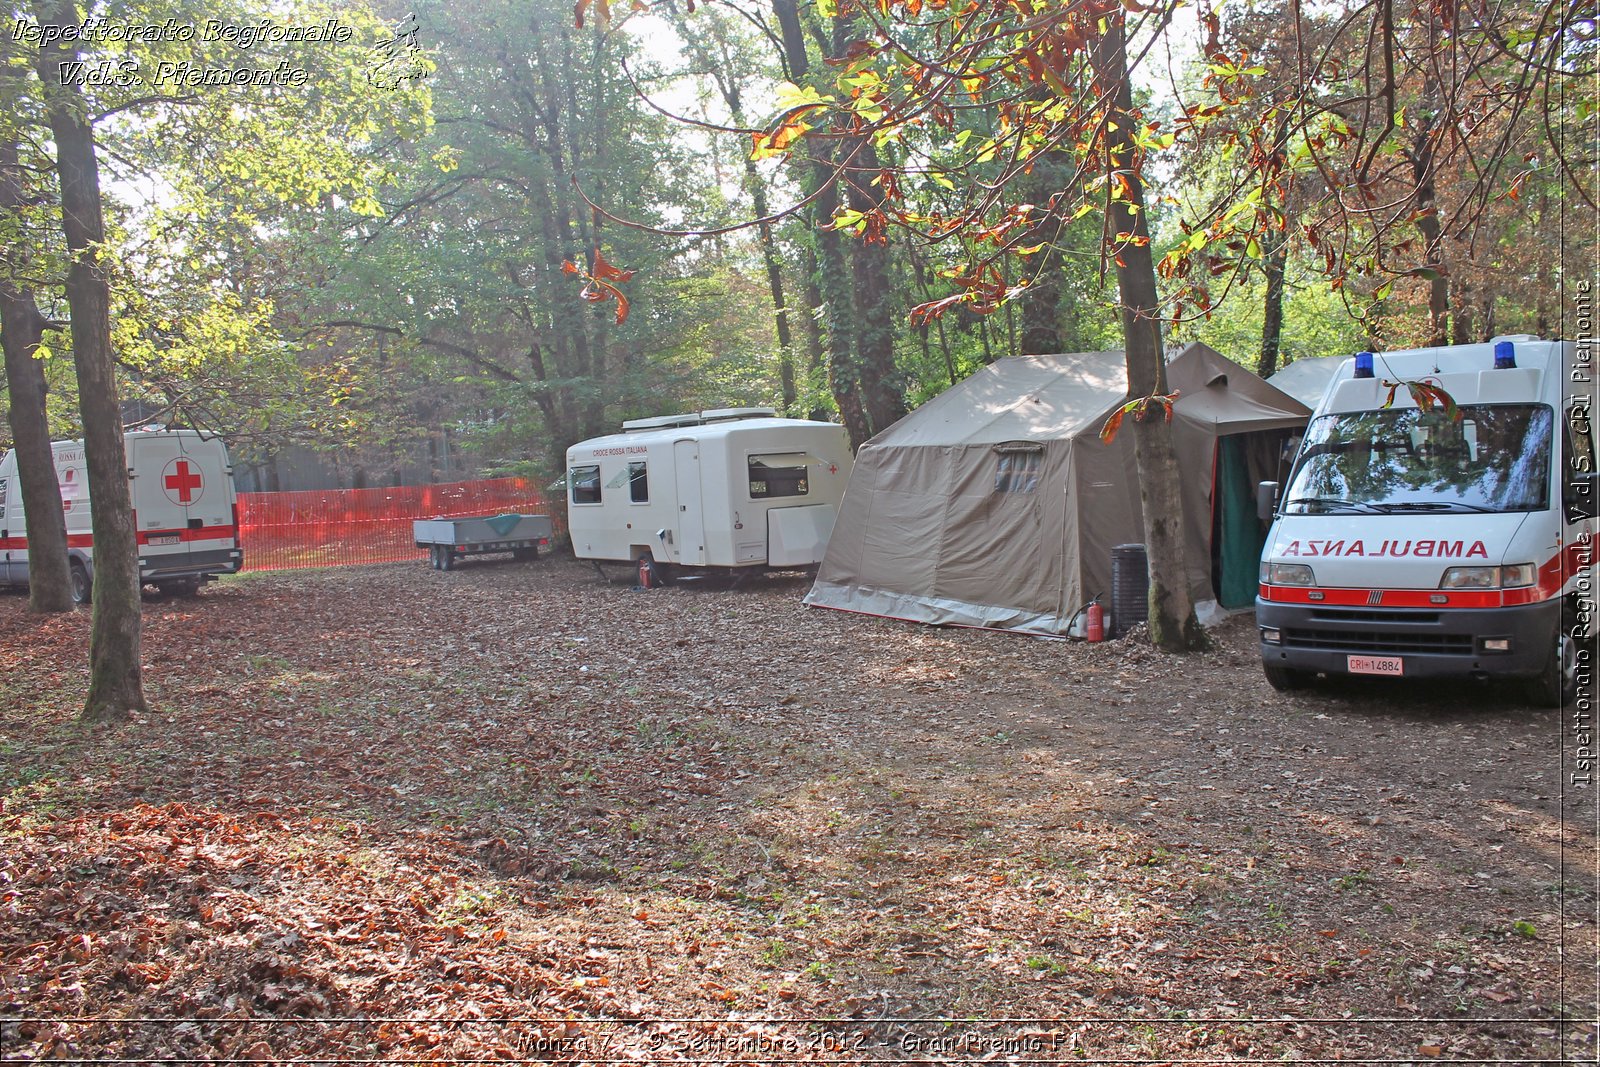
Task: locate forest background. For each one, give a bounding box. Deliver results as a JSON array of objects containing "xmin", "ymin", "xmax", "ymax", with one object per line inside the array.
[{"xmin": 2, "ymin": 0, "xmax": 1588, "ymax": 494}]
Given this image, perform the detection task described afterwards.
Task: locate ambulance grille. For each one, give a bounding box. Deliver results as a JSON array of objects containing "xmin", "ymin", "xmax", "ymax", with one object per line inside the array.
[
  {"xmin": 1309, "ymin": 609, "xmax": 1441, "ymax": 624},
  {"xmin": 1283, "ymin": 628, "xmax": 1474, "ymax": 655}
]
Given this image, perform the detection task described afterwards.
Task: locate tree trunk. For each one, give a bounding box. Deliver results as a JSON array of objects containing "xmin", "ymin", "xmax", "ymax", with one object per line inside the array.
[
  {"xmin": 814, "ymin": 149, "xmax": 871, "ymax": 448},
  {"xmin": 0, "ymin": 55, "xmax": 74, "ymax": 614},
  {"xmin": 774, "ymin": 0, "xmax": 871, "ymax": 448},
  {"xmin": 1091, "ymin": 10, "xmax": 1203, "ymax": 652},
  {"xmin": 796, "ymin": 246, "xmax": 829, "ymax": 420},
  {"xmin": 0, "ymin": 289, "xmax": 75, "ymax": 613},
  {"xmin": 37, "ymin": 0, "xmax": 147, "ymax": 720},
  {"xmin": 1451, "ymin": 277, "xmax": 1473, "ymax": 344},
  {"xmin": 1410, "ymin": 64, "xmax": 1449, "ymax": 347},
  {"xmin": 1016, "ymin": 150, "xmax": 1067, "ymax": 355},
  {"xmin": 842, "ymin": 135, "xmax": 905, "ymax": 434},
  {"xmin": 1258, "ymin": 235, "xmax": 1289, "ymax": 378},
  {"xmin": 683, "ymin": 17, "xmax": 798, "ymax": 412}
]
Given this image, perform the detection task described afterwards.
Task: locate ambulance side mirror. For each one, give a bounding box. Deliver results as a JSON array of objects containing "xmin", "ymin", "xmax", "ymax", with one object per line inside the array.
[{"xmin": 1256, "ymin": 481, "xmax": 1280, "ymax": 522}]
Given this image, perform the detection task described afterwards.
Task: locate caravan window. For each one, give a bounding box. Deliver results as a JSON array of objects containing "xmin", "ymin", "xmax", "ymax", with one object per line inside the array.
[
  {"xmin": 569, "ymin": 464, "xmax": 601, "ymax": 504},
  {"xmin": 994, "ymin": 449, "xmax": 1041, "ymax": 494},
  {"xmin": 605, "ymin": 461, "xmax": 650, "ymax": 502},
  {"xmin": 749, "ymin": 454, "xmax": 809, "ymax": 498}
]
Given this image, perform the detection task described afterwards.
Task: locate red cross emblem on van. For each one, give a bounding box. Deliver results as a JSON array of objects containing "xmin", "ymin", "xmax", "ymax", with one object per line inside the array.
[{"xmin": 163, "ymin": 458, "xmax": 204, "ymax": 505}]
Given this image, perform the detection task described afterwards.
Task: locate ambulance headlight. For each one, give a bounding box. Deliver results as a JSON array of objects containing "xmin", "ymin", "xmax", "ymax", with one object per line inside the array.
[
  {"xmin": 1262, "ymin": 562, "xmax": 1316, "ymax": 586},
  {"xmin": 1500, "ymin": 563, "xmax": 1535, "ymax": 587},
  {"xmin": 1439, "ymin": 564, "xmax": 1535, "ymax": 589}
]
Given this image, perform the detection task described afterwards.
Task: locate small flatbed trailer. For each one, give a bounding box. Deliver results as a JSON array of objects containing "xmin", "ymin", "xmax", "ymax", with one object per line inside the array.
[{"xmin": 413, "ymin": 513, "xmax": 554, "ymax": 571}]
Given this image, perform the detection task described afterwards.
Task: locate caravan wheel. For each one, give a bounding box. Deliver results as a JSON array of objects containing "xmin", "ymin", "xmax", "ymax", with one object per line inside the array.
[{"xmin": 69, "ymin": 560, "xmax": 92, "ymax": 606}]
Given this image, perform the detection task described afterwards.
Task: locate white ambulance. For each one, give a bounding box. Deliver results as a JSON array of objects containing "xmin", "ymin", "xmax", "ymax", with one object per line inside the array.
[
  {"xmin": 566, "ymin": 408, "xmax": 853, "ymax": 580},
  {"xmin": 0, "ymin": 429, "xmax": 243, "ymax": 603},
  {"xmin": 1256, "ymin": 338, "xmax": 1595, "ymax": 705}
]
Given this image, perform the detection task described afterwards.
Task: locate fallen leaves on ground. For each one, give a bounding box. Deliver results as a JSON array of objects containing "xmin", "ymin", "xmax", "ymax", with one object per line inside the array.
[{"xmin": 0, "ymin": 559, "xmax": 1592, "ymax": 1062}]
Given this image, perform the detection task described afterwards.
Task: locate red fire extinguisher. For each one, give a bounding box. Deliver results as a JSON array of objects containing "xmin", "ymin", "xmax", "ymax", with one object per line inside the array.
[
  {"xmin": 1085, "ymin": 598, "xmax": 1105, "ymax": 643},
  {"xmin": 637, "ymin": 556, "xmax": 654, "ymax": 589}
]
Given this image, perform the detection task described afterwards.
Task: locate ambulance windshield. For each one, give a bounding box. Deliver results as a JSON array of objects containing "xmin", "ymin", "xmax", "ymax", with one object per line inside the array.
[{"xmin": 1283, "ymin": 404, "xmax": 1552, "ymax": 515}]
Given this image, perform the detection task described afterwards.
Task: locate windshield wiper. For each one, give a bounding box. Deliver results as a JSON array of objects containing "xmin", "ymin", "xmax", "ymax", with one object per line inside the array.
[
  {"xmin": 1284, "ymin": 497, "xmax": 1381, "ymax": 514},
  {"xmin": 1368, "ymin": 501, "xmax": 1497, "ymax": 514}
]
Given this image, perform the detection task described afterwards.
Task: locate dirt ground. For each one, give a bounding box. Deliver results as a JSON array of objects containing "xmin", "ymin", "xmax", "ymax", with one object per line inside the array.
[{"xmin": 1, "ymin": 556, "xmax": 1595, "ymax": 1064}]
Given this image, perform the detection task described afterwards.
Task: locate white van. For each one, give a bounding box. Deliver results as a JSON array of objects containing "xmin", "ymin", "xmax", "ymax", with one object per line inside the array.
[
  {"xmin": 566, "ymin": 408, "xmax": 853, "ymax": 579},
  {"xmin": 0, "ymin": 429, "xmax": 243, "ymax": 602},
  {"xmin": 1257, "ymin": 338, "xmax": 1595, "ymax": 705}
]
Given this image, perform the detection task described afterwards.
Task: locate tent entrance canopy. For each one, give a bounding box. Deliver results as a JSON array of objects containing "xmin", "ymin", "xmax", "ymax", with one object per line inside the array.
[{"xmin": 805, "ymin": 344, "xmax": 1311, "ymax": 636}]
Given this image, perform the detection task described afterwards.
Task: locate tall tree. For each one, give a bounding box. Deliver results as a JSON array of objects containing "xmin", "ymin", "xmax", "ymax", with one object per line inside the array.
[
  {"xmin": 35, "ymin": 0, "xmax": 145, "ymax": 718},
  {"xmin": 1088, "ymin": 10, "xmax": 1202, "ymax": 649},
  {"xmin": 599, "ymin": 0, "xmax": 1585, "ymax": 649},
  {"xmin": 0, "ymin": 28, "xmax": 72, "ymax": 612},
  {"xmin": 674, "ymin": 10, "xmax": 800, "ymax": 411}
]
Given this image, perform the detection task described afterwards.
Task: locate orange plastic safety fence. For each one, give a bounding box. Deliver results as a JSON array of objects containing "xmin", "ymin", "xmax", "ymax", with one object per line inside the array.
[{"xmin": 237, "ymin": 477, "xmax": 564, "ymax": 572}]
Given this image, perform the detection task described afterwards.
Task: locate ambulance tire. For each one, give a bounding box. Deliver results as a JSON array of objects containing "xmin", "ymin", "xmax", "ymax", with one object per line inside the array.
[
  {"xmin": 1523, "ymin": 620, "xmax": 1578, "ymax": 709},
  {"xmin": 1263, "ymin": 664, "xmax": 1311, "ymax": 692},
  {"xmin": 69, "ymin": 560, "xmax": 91, "ymax": 606}
]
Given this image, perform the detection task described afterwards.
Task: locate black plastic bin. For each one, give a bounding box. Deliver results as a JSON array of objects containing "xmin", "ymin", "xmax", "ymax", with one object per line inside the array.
[{"xmin": 1111, "ymin": 543, "xmax": 1149, "ymax": 637}]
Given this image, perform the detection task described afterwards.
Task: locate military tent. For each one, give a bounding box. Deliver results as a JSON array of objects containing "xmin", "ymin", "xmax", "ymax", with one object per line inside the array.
[
  {"xmin": 804, "ymin": 343, "xmax": 1311, "ymax": 636},
  {"xmin": 1267, "ymin": 355, "xmax": 1346, "ymax": 408}
]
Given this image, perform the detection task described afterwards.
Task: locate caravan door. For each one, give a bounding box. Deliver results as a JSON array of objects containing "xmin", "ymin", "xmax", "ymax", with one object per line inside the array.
[{"xmin": 673, "ymin": 438, "xmax": 706, "ymax": 566}]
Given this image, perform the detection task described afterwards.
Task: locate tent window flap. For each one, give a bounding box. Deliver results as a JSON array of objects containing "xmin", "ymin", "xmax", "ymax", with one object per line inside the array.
[{"xmin": 993, "ymin": 446, "xmax": 1041, "ymax": 494}]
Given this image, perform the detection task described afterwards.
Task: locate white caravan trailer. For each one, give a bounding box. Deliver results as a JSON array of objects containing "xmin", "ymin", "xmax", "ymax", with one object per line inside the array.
[
  {"xmin": 0, "ymin": 429, "xmax": 243, "ymax": 603},
  {"xmin": 1256, "ymin": 338, "xmax": 1595, "ymax": 705},
  {"xmin": 566, "ymin": 408, "xmax": 853, "ymax": 578}
]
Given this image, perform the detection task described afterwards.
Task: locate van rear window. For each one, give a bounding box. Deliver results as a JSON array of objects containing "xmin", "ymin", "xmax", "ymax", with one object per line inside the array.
[{"xmin": 749, "ymin": 454, "xmax": 809, "ymax": 498}]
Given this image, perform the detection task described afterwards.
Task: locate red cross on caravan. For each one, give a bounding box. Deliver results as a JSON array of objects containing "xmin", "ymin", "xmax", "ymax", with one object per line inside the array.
[{"xmin": 163, "ymin": 458, "xmax": 203, "ymax": 505}]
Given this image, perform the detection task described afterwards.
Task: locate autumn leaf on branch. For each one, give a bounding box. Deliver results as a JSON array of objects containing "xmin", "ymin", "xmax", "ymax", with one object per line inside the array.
[
  {"xmin": 1380, "ymin": 378, "xmax": 1460, "ymax": 421},
  {"xmin": 1099, "ymin": 392, "xmax": 1181, "ymax": 444},
  {"xmin": 562, "ymin": 250, "xmax": 635, "ymax": 325}
]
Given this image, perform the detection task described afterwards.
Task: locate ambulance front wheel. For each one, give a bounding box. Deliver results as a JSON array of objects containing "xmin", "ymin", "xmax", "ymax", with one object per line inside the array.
[
  {"xmin": 69, "ymin": 559, "xmax": 91, "ymax": 605},
  {"xmin": 1263, "ymin": 664, "xmax": 1312, "ymax": 692},
  {"xmin": 1523, "ymin": 624, "xmax": 1578, "ymax": 709}
]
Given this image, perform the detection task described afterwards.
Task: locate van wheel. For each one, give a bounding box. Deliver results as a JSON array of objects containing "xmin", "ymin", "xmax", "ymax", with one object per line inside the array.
[
  {"xmin": 157, "ymin": 577, "xmax": 202, "ymax": 598},
  {"xmin": 69, "ymin": 560, "xmax": 91, "ymax": 605},
  {"xmin": 1523, "ymin": 627, "xmax": 1577, "ymax": 708},
  {"xmin": 1263, "ymin": 664, "xmax": 1311, "ymax": 692}
]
